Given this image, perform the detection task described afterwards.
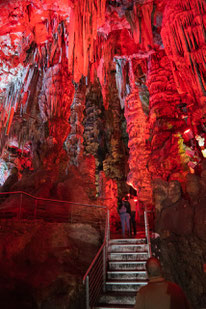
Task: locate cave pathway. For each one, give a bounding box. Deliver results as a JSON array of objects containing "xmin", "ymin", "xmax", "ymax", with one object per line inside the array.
[{"xmin": 94, "ymin": 231, "xmax": 149, "ymax": 308}]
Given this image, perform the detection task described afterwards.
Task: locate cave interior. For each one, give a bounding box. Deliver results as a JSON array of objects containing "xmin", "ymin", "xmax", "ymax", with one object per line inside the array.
[{"xmin": 0, "ymin": 0, "xmax": 205, "ymax": 308}]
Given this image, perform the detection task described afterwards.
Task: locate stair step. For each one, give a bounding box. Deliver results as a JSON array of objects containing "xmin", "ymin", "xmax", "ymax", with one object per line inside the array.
[
  {"xmin": 93, "ymin": 236, "xmax": 148, "ymax": 308},
  {"xmin": 98, "ymin": 291, "xmax": 137, "ymax": 305},
  {"xmin": 107, "ymin": 270, "xmax": 147, "ymax": 280},
  {"xmin": 108, "ymin": 251, "xmax": 148, "ymax": 261},
  {"xmin": 94, "ymin": 304, "xmax": 134, "ymax": 309},
  {"xmin": 108, "ymin": 260, "xmax": 147, "ymax": 271},
  {"xmin": 109, "ymin": 238, "xmax": 146, "ymax": 245},
  {"xmin": 106, "ymin": 280, "xmax": 147, "ymax": 292},
  {"xmin": 108, "ymin": 244, "xmax": 148, "ymax": 253}
]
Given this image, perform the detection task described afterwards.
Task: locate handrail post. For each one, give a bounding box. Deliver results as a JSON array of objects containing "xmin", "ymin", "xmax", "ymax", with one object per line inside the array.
[
  {"xmin": 67, "ymin": 202, "xmax": 69, "ymax": 222},
  {"xmin": 18, "ymin": 193, "xmax": 23, "ymax": 219},
  {"xmin": 103, "ymin": 209, "xmax": 109, "ymax": 293},
  {"xmin": 144, "ymin": 206, "xmax": 152, "ymax": 257},
  {"xmin": 34, "ymin": 199, "xmax": 38, "ymax": 219},
  {"xmin": 103, "ymin": 246, "xmax": 106, "ymax": 292},
  {"xmin": 107, "ymin": 209, "xmax": 110, "ymax": 243},
  {"xmin": 86, "ymin": 275, "xmax": 90, "ymax": 309},
  {"xmin": 71, "ymin": 204, "xmax": 73, "ymax": 224},
  {"xmin": 105, "ymin": 210, "xmax": 109, "ymax": 254}
]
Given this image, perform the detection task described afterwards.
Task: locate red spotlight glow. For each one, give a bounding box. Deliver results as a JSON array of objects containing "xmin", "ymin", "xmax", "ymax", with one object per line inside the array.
[{"xmin": 184, "ymin": 128, "xmax": 194, "ymax": 140}]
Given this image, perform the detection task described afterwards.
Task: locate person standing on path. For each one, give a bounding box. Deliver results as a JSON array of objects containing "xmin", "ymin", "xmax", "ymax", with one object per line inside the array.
[
  {"xmin": 128, "ymin": 194, "xmax": 137, "ymax": 236},
  {"xmin": 134, "ymin": 257, "xmax": 191, "ymax": 309},
  {"xmin": 118, "ymin": 198, "xmax": 131, "ymax": 237}
]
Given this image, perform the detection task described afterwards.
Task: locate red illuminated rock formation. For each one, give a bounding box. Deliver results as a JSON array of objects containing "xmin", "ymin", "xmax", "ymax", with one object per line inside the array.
[
  {"xmin": 0, "ymin": 1, "xmax": 206, "ymax": 307},
  {"xmin": 126, "ymin": 0, "xmax": 154, "ymax": 51},
  {"xmin": 38, "ymin": 59, "xmax": 74, "ymax": 168},
  {"xmin": 64, "ymin": 81, "xmax": 86, "ymax": 167},
  {"xmin": 0, "ymin": 3, "xmax": 74, "ymax": 170},
  {"xmin": 147, "ymin": 50, "xmax": 189, "ymax": 182},
  {"xmin": 68, "ymin": 0, "xmax": 106, "ymax": 82},
  {"xmin": 83, "ymin": 81, "xmax": 104, "ymax": 157},
  {"xmin": 98, "ymin": 171, "xmax": 119, "ymax": 232},
  {"xmin": 124, "ymin": 84, "xmax": 152, "ymax": 204},
  {"xmin": 102, "ymin": 61, "xmax": 128, "ymax": 195},
  {"xmin": 161, "ymin": 0, "xmax": 206, "ymax": 104},
  {"xmin": 115, "ymin": 55, "xmax": 152, "ymax": 204}
]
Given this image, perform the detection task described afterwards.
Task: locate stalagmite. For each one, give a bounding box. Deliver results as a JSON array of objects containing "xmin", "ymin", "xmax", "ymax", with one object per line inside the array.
[
  {"xmin": 125, "ymin": 83, "xmax": 152, "ymax": 204},
  {"xmin": 83, "ymin": 82, "xmax": 104, "ymax": 157},
  {"xmin": 102, "ymin": 60, "xmax": 127, "ymax": 195},
  {"xmin": 98, "ymin": 170, "xmax": 119, "ymax": 233},
  {"xmin": 64, "ymin": 81, "xmax": 86, "ymax": 167}
]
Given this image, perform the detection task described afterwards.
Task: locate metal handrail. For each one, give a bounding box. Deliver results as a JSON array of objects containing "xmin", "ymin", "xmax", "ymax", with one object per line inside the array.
[
  {"xmin": 144, "ymin": 206, "xmax": 152, "ymax": 257},
  {"xmin": 83, "ymin": 209, "xmax": 110, "ymax": 309},
  {"xmin": 0, "ymin": 191, "xmax": 106, "ymax": 225},
  {"xmin": 0, "ymin": 190, "xmax": 109, "ymax": 308},
  {"xmin": 0, "ymin": 191, "xmax": 106, "ymax": 208}
]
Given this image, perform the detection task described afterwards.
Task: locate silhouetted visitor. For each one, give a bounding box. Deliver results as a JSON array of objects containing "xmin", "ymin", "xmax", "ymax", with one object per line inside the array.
[
  {"xmin": 118, "ymin": 198, "xmax": 131, "ymax": 237},
  {"xmin": 134, "ymin": 257, "xmax": 191, "ymax": 309},
  {"xmin": 128, "ymin": 194, "xmax": 137, "ymax": 236}
]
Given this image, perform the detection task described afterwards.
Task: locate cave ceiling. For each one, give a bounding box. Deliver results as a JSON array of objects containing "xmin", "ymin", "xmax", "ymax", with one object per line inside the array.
[{"xmin": 0, "ymin": 0, "xmax": 205, "ymax": 202}]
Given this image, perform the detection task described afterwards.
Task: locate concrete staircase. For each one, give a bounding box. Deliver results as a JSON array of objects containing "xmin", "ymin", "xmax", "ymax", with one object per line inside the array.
[{"xmin": 94, "ymin": 237, "xmax": 149, "ymax": 309}]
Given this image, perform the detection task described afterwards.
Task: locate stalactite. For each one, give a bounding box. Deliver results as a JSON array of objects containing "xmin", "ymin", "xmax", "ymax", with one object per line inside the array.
[
  {"xmin": 64, "ymin": 81, "xmax": 86, "ymax": 167},
  {"xmin": 0, "ymin": 14, "xmax": 74, "ymax": 171},
  {"xmin": 125, "ymin": 0, "xmax": 154, "ymax": 51},
  {"xmin": 68, "ymin": 0, "xmax": 106, "ymax": 82},
  {"xmin": 161, "ymin": 0, "xmax": 206, "ymax": 103},
  {"xmin": 115, "ymin": 58, "xmax": 130, "ymax": 109},
  {"xmin": 0, "ymin": 66, "xmax": 29, "ymax": 137},
  {"xmin": 0, "ymin": 1, "xmax": 73, "ymax": 145},
  {"xmin": 97, "ymin": 28, "xmax": 138, "ymax": 110}
]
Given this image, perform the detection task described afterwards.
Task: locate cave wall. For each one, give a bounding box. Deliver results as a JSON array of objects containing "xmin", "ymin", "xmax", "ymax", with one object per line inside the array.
[
  {"xmin": 152, "ymin": 173, "xmax": 206, "ymax": 308},
  {"xmin": 0, "ymin": 219, "xmax": 101, "ymax": 309}
]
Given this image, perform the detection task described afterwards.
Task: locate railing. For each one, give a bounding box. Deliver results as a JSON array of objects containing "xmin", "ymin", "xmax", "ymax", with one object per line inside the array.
[
  {"xmin": 83, "ymin": 209, "xmax": 110, "ymax": 309},
  {"xmin": 0, "ymin": 191, "xmax": 110, "ymax": 308},
  {"xmin": 144, "ymin": 206, "xmax": 152, "ymax": 257},
  {"xmin": 0, "ymin": 191, "xmax": 106, "ymax": 228}
]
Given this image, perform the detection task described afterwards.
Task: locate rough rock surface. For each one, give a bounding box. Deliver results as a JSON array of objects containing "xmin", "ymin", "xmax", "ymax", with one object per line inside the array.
[
  {"xmin": 147, "ymin": 50, "xmax": 188, "ymax": 182},
  {"xmin": 152, "ymin": 177, "xmax": 206, "ymax": 309},
  {"xmin": 0, "ymin": 220, "xmax": 101, "ymax": 309}
]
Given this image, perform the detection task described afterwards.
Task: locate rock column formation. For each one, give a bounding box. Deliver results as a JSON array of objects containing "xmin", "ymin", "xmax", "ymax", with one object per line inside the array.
[
  {"xmin": 125, "ymin": 84, "xmax": 152, "ymax": 205},
  {"xmin": 83, "ymin": 82, "xmax": 104, "ymax": 159},
  {"xmin": 147, "ymin": 50, "xmax": 188, "ymax": 182},
  {"xmin": 65, "ymin": 81, "xmax": 86, "ymax": 167},
  {"xmin": 103, "ymin": 62, "xmax": 128, "ymax": 196}
]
